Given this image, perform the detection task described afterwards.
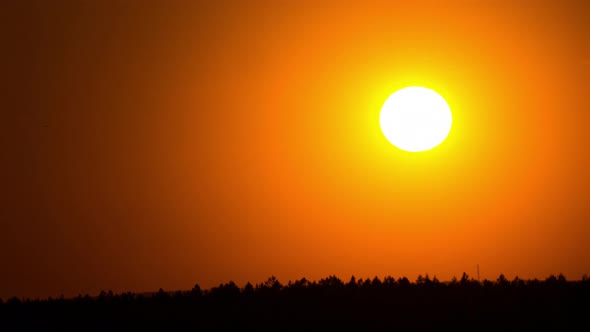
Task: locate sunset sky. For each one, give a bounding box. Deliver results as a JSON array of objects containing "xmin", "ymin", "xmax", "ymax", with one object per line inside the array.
[{"xmin": 3, "ymin": 0, "xmax": 590, "ymax": 299}]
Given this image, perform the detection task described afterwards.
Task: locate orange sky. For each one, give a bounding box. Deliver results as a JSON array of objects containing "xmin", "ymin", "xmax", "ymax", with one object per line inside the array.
[{"xmin": 3, "ymin": 0, "xmax": 590, "ymax": 299}]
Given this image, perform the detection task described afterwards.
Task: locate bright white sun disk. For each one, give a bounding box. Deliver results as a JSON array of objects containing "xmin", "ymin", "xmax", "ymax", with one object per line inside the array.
[{"xmin": 380, "ymin": 87, "xmax": 452, "ymax": 152}]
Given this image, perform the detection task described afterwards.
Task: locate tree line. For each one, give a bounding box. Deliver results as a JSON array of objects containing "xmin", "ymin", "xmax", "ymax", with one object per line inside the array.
[{"xmin": 1, "ymin": 273, "xmax": 589, "ymax": 329}]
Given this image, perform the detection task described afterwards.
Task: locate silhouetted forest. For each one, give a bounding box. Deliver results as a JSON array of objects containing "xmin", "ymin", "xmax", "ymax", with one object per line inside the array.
[{"xmin": 2, "ymin": 273, "xmax": 589, "ymax": 330}]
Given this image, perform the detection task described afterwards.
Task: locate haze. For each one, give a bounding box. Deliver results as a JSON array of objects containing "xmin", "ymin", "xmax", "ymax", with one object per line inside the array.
[{"xmin": 2, "ymin": 0, "xmax": 590, "ymax": 299}]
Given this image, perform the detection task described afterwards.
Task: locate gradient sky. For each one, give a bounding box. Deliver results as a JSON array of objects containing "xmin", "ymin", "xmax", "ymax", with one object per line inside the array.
[{"xmin": 3, "ymin": 0, "xmax": 590, "ymax": 299}]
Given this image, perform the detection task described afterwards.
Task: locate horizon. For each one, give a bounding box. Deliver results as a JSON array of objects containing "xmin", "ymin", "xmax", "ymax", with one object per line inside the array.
[
  {"xmin": 5, "ymin": 273, "xmax": 588, "ymax": 329},
  {"xmin": 2, "ymin": 271, "xmax": 586, "ymax": 301}
]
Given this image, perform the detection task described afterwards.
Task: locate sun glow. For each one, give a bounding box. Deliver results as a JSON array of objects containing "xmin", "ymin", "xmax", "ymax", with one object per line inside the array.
[{"xmin": 380, "ymin": 87, "xmax": 452, "ymax": 152}]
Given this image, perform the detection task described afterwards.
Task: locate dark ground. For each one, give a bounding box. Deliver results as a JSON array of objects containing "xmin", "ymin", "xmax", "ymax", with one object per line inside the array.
[{"xmin": 2, "ymin": 274, "xmax": 589, "ymax": 331}]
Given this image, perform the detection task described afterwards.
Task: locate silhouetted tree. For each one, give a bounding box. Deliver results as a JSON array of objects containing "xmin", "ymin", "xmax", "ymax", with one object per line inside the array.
[
  {"xmin": 545, "ymin": 274, "xmax": 558, "ymax": 286},
  {"xmin": 154, "ymin": 288, "xmax": 169, "ymax": 301},
  {"xmin": 319, "ymin": 275, "xmax": 344, "ymax": 288},
  {"xmin": 211, "ymin": 281, "xmax": 240, "ymax": 299},
  {"xmin": 448, "ymin": 276, "xmax": 458, "ymax": 287},
  {"xmin": 288, "ymin": 277, "xmax": 310, "ymax": 290},
  {"xmin": 121, "ymin": 293, "xmax": 133, "ymax": 304},
  {"xmin": 397, "ymin": 277, "xmax": 411, "ymax": 288},
  {"xmin": 371, "ymin": 276, "xmax": 382, "ymax": 288},
  {"xmin": 346, "ymin": 276, "xmax": 357, "ymax": 290},
  {"xmin": 497, "ymin": 274, "xmax": 510, "ymax": 287},
  {"xmin": 383, "ymin": 276, "xmax": 397, "ymax": 288},
  {"xmin": 243, "ymin": 282, "xmax": 254, "ymax": 295},
  {"xmin": 416, "ymin": 274, "xmax": 433, "ymax": 286},
  {"xmin": 257, "ymin": 276, "xmax": 282, "ymax": 295},
  {"xmin": 526, "ymin": 278, "xmax": 541, "ymax": 287},
  {"xmin": 360, "ymin": 278, "xmax": 372, "ymax": 289},
  {"xmin": 432, "ymin": 275, "xmax": 440, "ymax": 285},
  {"xmin": 512, "ymin": 276, "xmax": 525, "ymax": 288},
  {"xmin": 416, "ymin": 274, "xmax": 425, "ymax": 285},
  {"xmin": 460, "ymin": 272, "xmax": 471, "ymax": 287},
  {"xmin": 265, "ymin": 276, "xmax": 281, "ymax": 289},
  {"xmin": 191, "ymin": 283, "xmax": 202, "ymax": 297}
]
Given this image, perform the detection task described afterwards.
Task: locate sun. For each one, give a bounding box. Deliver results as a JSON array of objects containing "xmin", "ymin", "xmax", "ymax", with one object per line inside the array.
[{"xmin": 380, "ymin": 87, "xmax": 452, "ymax": 152}]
